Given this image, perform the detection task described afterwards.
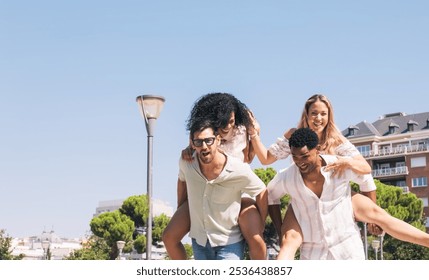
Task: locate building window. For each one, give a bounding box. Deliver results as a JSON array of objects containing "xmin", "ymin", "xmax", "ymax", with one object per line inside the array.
[
  {"xmin": 388, "ymin": 122, "xmax": 399, "ymax": 134},
  {"xmin": 412, "ymin": 177, "xmax": 428, "ymax": 188},
  {"xmin": 357, "ymin": 145, "xmax": 370, "ymax": 156},
  {"xmin": 421, "ymin": 197, "xmax": 429, "ymax": 207},
  {"xmin": 396, "ymin": 162, "xmax": 405, "ymax": 167},
  {"xmin": 380, "ymin": 163, "xmax": 390, "ymax": 170},
  {"xmin": 348, "ymin": 125, "xmax": 359, "ymax": 136},
  {"xmin": 396, "ymin": 180, "xmax": 406, "ymax": 187},
  {"xmin": 411, "ymin": 157, "xmax": 426, "ymax": 168},
  {"xmin": 407, "ymin": 120, "xmax": 418, "ymax": 132}
]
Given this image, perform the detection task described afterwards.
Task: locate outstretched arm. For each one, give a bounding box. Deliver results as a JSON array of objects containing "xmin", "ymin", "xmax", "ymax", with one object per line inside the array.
[{"xmin": 353, "ymin": 193, "xmax": 429, "ymax": 248}]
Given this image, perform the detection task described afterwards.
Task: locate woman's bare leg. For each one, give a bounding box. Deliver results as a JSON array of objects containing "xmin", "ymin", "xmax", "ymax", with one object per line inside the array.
[
  {"xmin": 277, "ymin": 206, "xmax": 303, "ymax": 260},
  {"xmin": 352, "ymin": 193, "xmax": 429, "ymax": 247},
  {"xmin": 239, "ymin": 197, "xmax": 267, "ymax": 260},
  {"xmin": 162, "ymin": 201, "xmax": 190, "ymax": 259}
]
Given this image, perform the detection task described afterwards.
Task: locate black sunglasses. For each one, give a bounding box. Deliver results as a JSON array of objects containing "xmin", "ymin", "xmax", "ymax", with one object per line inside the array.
[{"xmin": 192, "ymin": 137, "xmax": 216, "ymax": 147}]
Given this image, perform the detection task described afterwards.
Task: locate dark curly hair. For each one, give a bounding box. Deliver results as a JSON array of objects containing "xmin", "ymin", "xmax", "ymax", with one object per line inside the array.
[
  {"xmin": 189, "ymin": 118, "xmax": 217, "ymax": 139},
  {"xmin": 186, "ymin": 93, "xmax": 251, "ymax": 133},
  {"xmin": 289, "ymin": 127, "xmax": 319, "ymax": 150}
]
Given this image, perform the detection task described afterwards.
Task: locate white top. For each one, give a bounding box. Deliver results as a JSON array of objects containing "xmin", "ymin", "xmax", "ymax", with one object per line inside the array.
[
  {"xmin": 179, "ymin": 153, "xmax": 266, "ymax": 247},
  {"xmin": 268, "ymin": 136, "xmax": 360, "ymax": 159},
  {"xmin": 267, "ymin": 155, "xmax": 367, "ymax": 260},
  {"xmin": 219, "ymin": 125, "xmax": 248, "ymax": 162}
]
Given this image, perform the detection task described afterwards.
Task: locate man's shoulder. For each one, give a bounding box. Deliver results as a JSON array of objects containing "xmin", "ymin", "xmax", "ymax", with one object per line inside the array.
[
  {"xmin": 179, "ymin": 156, "xmax": 197, "ymax": 169},
  {"xmin": 276, "ymin": 162, "xmax": 298, "ymax": 177}
]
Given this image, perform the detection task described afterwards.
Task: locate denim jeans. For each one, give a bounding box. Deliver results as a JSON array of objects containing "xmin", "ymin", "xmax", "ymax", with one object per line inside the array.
[{"xmin": 191, "ymin": 239, "xmax": 245, "ymax": 260}]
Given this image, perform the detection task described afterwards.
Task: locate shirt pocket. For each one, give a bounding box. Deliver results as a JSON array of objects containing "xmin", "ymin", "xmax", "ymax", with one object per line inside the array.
[{"xmin": 211, "ymin": 184, "xmax": 236, "ymax": 204}]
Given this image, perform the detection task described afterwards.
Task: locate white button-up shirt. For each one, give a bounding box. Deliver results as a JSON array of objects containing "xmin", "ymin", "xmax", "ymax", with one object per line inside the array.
[
  {"xmin": 179, "ymin": 154, "xmax": 266, "ymax": 247},
  {"xmin": 267, "ymin": 154, "xmax": 368, "ymax": 260}
]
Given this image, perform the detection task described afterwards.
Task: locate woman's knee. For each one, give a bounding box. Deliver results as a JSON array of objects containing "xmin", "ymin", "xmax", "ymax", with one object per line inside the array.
[{"xmin": 283, "ymin": 229, "xmax": 302, "ymax": 244}]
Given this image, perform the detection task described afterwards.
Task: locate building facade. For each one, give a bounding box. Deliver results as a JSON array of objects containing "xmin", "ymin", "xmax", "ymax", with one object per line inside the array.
[
  {"xmin": 342, "ymin": 112, "xmax": 429, "ymax": 232},
  {"xmin": 12, "ymin": 230, "xmax": 83, "ymax": 260}
]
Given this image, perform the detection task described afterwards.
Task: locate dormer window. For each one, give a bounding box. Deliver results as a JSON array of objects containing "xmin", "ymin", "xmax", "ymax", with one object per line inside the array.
[
  {"xmin": 348, "ymin": 125, "xmax": 359, "ymax": 136},
  {"xmin": 407, "ymin": 120, "xmax": 418, "ymax": 132},
  {"xmin": 388, "ymin": 121, "xmax": 400, "ymax": 134}
]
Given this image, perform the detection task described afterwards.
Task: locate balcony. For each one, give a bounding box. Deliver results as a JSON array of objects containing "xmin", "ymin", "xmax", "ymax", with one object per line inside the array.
[
  {"xmin": 362, "ymin": 144, "xmax": 429, "ymax": 159},
  {"xmin": 372, "ymin": 166, "xmax": 409, "ymax": 178}
]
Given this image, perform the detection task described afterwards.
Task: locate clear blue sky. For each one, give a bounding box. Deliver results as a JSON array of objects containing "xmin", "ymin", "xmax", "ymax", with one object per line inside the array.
[{"xmin": 1, "ymin": 1, "xmax": 428, "ymax": 239}]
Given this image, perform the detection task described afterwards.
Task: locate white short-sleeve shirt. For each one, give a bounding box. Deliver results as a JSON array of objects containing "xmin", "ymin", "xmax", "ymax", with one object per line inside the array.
[
  {"xmin": 267, "ymin": 154, "xmax": 366, "ymax": 260},
  {"xmin": 179, "ymin": 154, "xmax": 266, "ymax": 247}
]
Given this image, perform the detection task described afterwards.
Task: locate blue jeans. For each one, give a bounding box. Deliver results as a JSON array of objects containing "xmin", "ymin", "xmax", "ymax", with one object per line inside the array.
[{"xmin": 191, "ymin": 239, "xmax": 245, "ymax": 260}]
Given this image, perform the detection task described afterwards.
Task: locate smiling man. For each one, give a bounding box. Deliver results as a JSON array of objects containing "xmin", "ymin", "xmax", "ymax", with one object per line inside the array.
[
  {"xmin": 267, "ymin": 127, "xmax": 368, "ymax": 260},
  {"xmin": 178, "ymin": 118, "xmax": 267, "ymax": 260}
]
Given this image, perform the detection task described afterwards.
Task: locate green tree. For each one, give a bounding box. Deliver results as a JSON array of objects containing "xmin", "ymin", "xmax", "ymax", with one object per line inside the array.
[
  {"xmin": 133, "ymin": 234, "xmax": 146, "ymax": 254},
  {"xmin": 0, "ymin": 229, "xmax": 24, "ymax": 260},
  {"xmin": 90, "ymin": 211, "xmax": 135, "ymax": 259},
  {"xmin": 119, "ymin": 195, "xmax": 149, "ymax": 229},
  {"xmin": 153, "ymin": 213, "xmax": 170, "ymax": 244},
  {"xmin": 85, "ymin": 194, "xmax": 172, "ymax": 259},
  {"xmin": 65, "ymin": 234, "xmax": 110, "ymax": 260},
  {"xmin": 119, "ymin": 194, "xmax": 170, "ymax": 248},
  {"xmin": 254, "ymin": 167, "xmax": 277, "ymax": 185}
]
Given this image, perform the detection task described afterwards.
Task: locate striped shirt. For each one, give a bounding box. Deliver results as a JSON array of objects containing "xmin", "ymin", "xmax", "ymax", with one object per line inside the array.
[{"xmin": 267, "ymin": 155, "xmax": 367, "ymax": 260}]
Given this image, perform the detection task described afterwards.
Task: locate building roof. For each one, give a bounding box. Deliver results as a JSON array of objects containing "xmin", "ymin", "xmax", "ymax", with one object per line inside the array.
[
  {"xmin": 343, "ymin": 120, "xmax": 381, "ymax": 138},
  {"xmin": 342, "ymin": 112, "xmax": 429, "ymax": 138}
]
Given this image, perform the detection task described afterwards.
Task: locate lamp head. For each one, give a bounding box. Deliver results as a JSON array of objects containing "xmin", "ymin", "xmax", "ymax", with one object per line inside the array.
[
  {"xmin": 116, "ymin": 240, "xmax": 126, "ymax": 250},
  {"xmin": 136, "ymin": 95, "xmax": 165, "ymax": 136},
  {"xmin": 371, "ymin": 239, "xmax": 380, "ymax": 250}
]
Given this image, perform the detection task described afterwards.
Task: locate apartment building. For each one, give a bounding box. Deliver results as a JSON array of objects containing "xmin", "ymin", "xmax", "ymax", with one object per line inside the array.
[{"xmin": 342, "ymin": 112, "xmax": 429, "ymax": 231}]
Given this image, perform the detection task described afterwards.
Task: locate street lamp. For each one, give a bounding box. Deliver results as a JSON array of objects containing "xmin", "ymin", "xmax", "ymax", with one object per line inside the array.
[
  {"xmin": 371, "ymin": 239, "xmax": 380, "ymax": 260},
  {"xmin": 41, "ymin": 240, "xmax": 50, "ymax": 260},
  {"xmin": 136, "ymin": 95, "xmax": 165, "ymax": 260},
  {"xmin": 116, "ymin": 240, "xmax": 126, "ymax": 260}
]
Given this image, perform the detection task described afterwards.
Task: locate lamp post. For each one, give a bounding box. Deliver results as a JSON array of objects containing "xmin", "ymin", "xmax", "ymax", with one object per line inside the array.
[
  {"xmin": 116, "ymin": 240, "xmax": 126, "ymax": 260},
  {"xmin": 136, "ymin": 95, "xmax": 165, "ymax": 260},
  {"xmin": 41, "ymin": 240, "xmax": 50, "ymax": 260},
  {"xmin": 379, "ymin": 232, "xmax": 385, "ymax": 260},
  {"xmin": 363, "ymin": 223, "xmax": 368, "ymax": 259},
  {"xmin": 371, "ymin": 239, "xmax": 380, "ymax": 260}
]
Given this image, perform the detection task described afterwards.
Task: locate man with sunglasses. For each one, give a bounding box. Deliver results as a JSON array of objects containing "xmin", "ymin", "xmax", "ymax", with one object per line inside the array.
[{"xmin": 178, "ymin": 119, "xmax": 267, "ymax": 260}]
